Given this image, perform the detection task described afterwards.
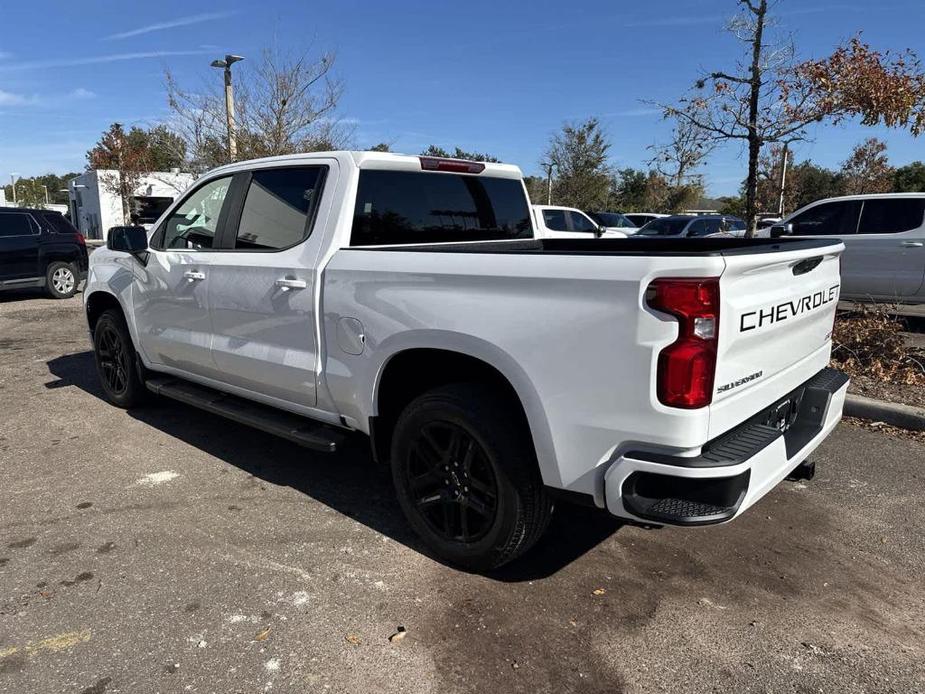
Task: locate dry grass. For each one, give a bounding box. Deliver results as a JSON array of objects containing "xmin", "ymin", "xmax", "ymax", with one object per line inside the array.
[{"xmin": 831, "ymin": 305, "xmax": 925, "ymax": 386}]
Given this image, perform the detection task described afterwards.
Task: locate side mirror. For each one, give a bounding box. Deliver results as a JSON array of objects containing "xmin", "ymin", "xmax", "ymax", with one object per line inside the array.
[
  {"xmin": 769, "ymin": 222, "xmax": 793, "ymax": 239},
  {"xmin": 596, "ymin": 224, "xmax": 607, "ymax": 238},
  {"xmin": 108, "ymin": 225, "xmax": 148, "ymax": 254}
]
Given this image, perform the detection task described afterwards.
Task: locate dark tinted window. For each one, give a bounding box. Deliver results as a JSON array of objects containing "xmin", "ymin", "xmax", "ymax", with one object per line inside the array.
[
  {"xmin": 40, "ymin": 212, "xmax": 78, "ymax": 234},
  {"xmin": 637, "ymin": 217, "xmax": 692, "ymax": 236},
  {"xmin": 726, "ymin": 218, "xmax": 746, "ymax": 231},
  {"xmin": 589, "ymin": 212, "xmax": 634, "ymax": 228},
  {"xmin": 235, "ymin": 167, "xmax": 324, "ymax": 250},
  {"xmin": 351, "ymin": 171, "xmax": 532, "ymax": 246},
  {"xmin": 158, "ymin": 176, "xmax": 231, "ymax": 250},
  {"xmin": 687, "ymin": 219, "xmax": 709, "ymax": 237},
  {"xmin": 0, "ymin": 213, "xmax": 35, "ymax": 237},
  {"xmin": 790, "ymin": 201, "xmax": 861, "ymax": 236},
  {"xmin": 543, "ymin": 209, "xmax": 568, "ymax": 231},
  {"xmin": 569, "ymin": 211, "xmax": 597, "ymax": 232},
  {"xmin": 858, "ymin": 198, "xmax": 925, "ymax": 234}
]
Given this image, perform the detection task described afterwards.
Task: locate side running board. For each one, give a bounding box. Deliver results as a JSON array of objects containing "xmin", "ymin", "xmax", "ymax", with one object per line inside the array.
[{"xmin": 145, "ymin": 377, "xmax": 345, "ymax": 453}]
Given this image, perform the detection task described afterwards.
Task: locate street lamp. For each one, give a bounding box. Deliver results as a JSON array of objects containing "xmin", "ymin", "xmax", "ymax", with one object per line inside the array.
[
  {"xmin": 210, "ymin": 54, "xmax": 244, "ymax": 160},
  {"xmin": 9, "ymin": 173, "xmax": 19, "ymax": 205},
  {"xmin": 540, "ymin": 161, "xmax": 557, "ymax": 205}
]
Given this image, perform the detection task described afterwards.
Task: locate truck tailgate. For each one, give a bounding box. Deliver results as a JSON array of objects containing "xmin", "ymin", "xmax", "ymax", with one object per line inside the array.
[{"xmin": 710, "ymin": 242, "xmax": 844, "ymax": 434}]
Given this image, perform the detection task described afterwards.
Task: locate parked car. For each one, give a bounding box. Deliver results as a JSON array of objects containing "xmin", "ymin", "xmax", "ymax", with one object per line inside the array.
[
  {"xmin": 0, "ymin": 207, "xmax": 89, "ymax": 299},
  {"xmin": 532, "ymin": 205, "xmax": 628, "ymax": 238},
  {"xmin": 634, "ymin": 214, "xmax": 747, "ymax": 238},
  {"xmin": 587, "ymin": 211, "xmax": 639, "ymax": 235},
  {"xmin": 624, "ymin": 212, "xmax": 667, "ymax": 227},
  {"xmin": 85, "ymin": 151, "xmax": 848, "ymax": 570},
  {"xmin": 770, "ymin": 194, "xmax": 925, "ymax": 305}
]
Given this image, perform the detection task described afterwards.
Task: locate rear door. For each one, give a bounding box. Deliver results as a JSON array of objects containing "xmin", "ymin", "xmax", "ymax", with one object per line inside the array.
[
  {"xmin": 847, "ymin": 198, "xmax": 925, "ymax": 300},
  {"xmin": 0, "ymin": 211, "xmax": 41, "ymax": 281},
  {"xmin": 207, "ymin": 164, "xmax": 332, "ymax": 408}
]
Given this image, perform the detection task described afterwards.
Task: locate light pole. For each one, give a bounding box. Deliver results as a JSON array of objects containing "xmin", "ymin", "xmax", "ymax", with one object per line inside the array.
[
  {"xmin": 540, "ymin": 161, "xmax": 556, "ymax": 205},
  {"xmin": 211, "ymin": 54, "xmax": 244, "ymax": 160},
  {"xmin": 41, "ymin": 184, "xmax": 49, "ymax": 205},
  {"xmin": 10, "ymin": 173, "xmax": 19, "ymax": 205}
]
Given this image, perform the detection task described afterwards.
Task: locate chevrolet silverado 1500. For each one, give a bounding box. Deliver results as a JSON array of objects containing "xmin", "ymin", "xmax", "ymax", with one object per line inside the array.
[{"xmin": 85, "ymin": 152, "xmax": 849, "ymax": 570}]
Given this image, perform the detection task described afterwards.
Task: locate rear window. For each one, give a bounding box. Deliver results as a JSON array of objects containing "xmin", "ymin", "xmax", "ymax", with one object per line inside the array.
[
  {"xmin": 637, "ymin": 217, "xmax": 691, "ymax": 236},
  {"xmin": 40, "ymin": 212, "xmax": 78, "ymax": 234},
  {"xmin": 858, "ymin": 198, "xmax": 925, "ymax": 234},
  {"xmin": 351, "ymin": 171, "xmax": 532, "ymax": 246}
]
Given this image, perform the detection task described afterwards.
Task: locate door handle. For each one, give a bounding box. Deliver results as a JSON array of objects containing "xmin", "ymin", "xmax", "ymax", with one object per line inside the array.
[
  {"xmin": 275, "ymin": 278, "xmax": 307, "ymax": 291},
  {"xmin": 183, "ymin": 270, "xmax": 206, "ymax": 281},
  {"xmin": 900, "ymin": 241, "xmax": 924, "ymax": 248}
]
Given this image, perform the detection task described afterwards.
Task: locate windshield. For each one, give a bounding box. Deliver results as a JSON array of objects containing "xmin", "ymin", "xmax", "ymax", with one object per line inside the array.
[
  {"xmin": 726, "ymin": 218, "xmax": 746, "ymax": 231},
  {"xmin": 589, "ymin": 212, "xmax": 635, "ymax": 228},
  {"xmin": 636, "ymin": 217, "xmax": 691, "ymax": 236}
]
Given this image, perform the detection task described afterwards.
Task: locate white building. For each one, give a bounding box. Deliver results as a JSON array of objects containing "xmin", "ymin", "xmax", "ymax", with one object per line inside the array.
[{"xmin": 67, "ymin": 169, "xmax": 195, "ymax": 239}]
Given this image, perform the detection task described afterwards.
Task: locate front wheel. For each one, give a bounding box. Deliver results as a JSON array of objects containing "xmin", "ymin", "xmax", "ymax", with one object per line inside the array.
[
  {"xmin": 390, "ymin": 383, "xmax": 553, "ymax": 571},
  {"xmin": 93, "ymin": 309, "xmax": 148, "ymax": 408}
]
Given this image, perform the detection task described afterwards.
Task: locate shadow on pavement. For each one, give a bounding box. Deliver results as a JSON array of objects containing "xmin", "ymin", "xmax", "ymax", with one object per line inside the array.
[{"xmin": 45, "ymin": 350, "xmax": 624, "ymax": 581}]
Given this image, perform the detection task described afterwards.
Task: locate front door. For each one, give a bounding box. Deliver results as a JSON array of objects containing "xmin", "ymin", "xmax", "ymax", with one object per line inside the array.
[
  {"xmin": 207, "ymin": 164, "xmax": 331, "ymax": 408},
  {"xmin": 0, "ymin": 211, "xmax": 40, "ymax": 281},
  {"xmin": 132, "ymin": 175, "xmax": 233, "ymax": 380}
]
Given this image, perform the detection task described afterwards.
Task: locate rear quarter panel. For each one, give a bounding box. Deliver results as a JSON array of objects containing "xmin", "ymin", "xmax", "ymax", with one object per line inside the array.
[{"xmin": 321, "ymin": 248, "xmax": 727, "ymax": 499}]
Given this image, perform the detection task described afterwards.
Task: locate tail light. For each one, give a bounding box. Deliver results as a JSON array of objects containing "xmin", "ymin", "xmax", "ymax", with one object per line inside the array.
[
  {"xmin": 419, "ymin": 157, "xmax": 485, "ymax": 174},
  {"xmin": 75, "ymin": 232, "xmax": 86, "ymax": 246},
  {"xmin": 646, "ymin": 278, "xmax": 720, "ymax": 409}
]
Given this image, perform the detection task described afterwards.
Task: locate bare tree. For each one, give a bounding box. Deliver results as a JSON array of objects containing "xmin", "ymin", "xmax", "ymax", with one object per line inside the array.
[
  {"xmin": 656, "ymin": 1, "xmax": 925, "ymax": 236},
  {"xmin": 648, "ymin": 110, "xmax": 714, "ymax": 188},
  {"xmin": 166, "ymin": 47, "xmax": 352, "ymax": 172}
]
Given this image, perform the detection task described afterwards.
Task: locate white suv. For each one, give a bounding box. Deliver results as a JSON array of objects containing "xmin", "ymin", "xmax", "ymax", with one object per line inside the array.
[{"xmin": 771, "ymin": 194, "xmax": 925, "ymax": 305}]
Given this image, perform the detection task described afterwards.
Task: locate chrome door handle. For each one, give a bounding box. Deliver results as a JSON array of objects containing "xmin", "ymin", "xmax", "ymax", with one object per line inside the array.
[
  {"xmin": 183, "ymin": 270, "xmax": 206, "ymax": 281},
  {"xmin": 275, "ymin": 278, "xmax": 307, "ymax": 291},
  {"xmin": 900, "ymin": 241, "xmax": 924, "ymax": 247}
]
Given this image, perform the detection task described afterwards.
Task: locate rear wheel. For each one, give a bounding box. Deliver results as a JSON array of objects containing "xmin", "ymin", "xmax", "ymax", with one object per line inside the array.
[
  {"xmin": 390, "ymin": 383, "xmax": 552, "ymax": 571},
  {"xmin": 44, "ymin": 261, "xmax": 78, "ymax": 299},
  {"xmin": 93, "ymin": 309, "xmax": 147, "ymax": 408}
]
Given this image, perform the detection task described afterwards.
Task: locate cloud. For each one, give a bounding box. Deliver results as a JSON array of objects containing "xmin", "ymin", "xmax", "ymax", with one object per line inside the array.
[
  {"xmin": 0, "ymin": 89, "xmax": 37, "ymax": 106},
  {"xmin": 0, "ymin": 49, "xmax": 214, "ymax": 72},
  {"xmin": 69, "ymin": 88, "xmax": 96, "ymax": 100},
  {"xmin": 104, "ymin": 11, "xmax": 239, "ymax": 40}
]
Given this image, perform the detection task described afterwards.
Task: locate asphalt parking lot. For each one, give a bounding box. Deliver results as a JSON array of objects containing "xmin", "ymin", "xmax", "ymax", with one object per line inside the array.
[{"xmin": 1, "ymin": 292, "xmax": 923, "ymax": 694}]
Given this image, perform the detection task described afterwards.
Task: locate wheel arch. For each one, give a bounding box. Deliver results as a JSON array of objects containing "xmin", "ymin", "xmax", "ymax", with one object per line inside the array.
[
  {"xmin": 368, "ymin": 340, "xmax": 559, "ymax": 487},
  {"xmin": 85, "ymin": 290, "xmax": 126, "ymax": 334}
]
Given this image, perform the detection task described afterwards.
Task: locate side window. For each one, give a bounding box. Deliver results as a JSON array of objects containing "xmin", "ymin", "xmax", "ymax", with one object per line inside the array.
[
  {"xmin": 543, "ymin": 209, "xmax": 568, "ymax": 231},
  {"xmin": 857, "ymin": 199, "xmax": 925, "ymax": 234},
  {"xmin": 569, "ymin": 211, "xmax": 597, "ymax": 232},
  {"xmin": 0, "ymin": 213, "xmax": 37, "ymax": 237},
  {"xmin": 234, "ymin": 167, "xmax": 324, "ymax": 250},
  {"xmin": 687, "ymin": 219, "xmax": 708, "ymax": 237},
  {"xmin": 156, "ymin": 176, "xmax": 232, "ymax": 250},
  {"xmin": 790, "ymin": 201, "xmax": 861, "ymax": 236}
]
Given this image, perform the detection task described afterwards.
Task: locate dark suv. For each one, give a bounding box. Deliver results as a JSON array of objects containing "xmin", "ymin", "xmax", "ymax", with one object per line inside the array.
[{"xmin": 0, "ymin": 208, "xmax": 89, "ymax": 299}]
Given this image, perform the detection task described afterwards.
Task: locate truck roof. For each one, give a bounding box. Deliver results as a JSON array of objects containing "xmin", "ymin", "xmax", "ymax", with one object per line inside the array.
[{"xmin": 207, "ymin": 151, "xmax": 524, "ymax": 180}]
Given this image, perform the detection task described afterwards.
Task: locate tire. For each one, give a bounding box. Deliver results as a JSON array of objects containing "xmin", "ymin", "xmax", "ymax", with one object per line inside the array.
[
  {"xmin": 390, "ymin": 383, "xmax": 553, "ymax": 571},
  {"xmin": 93, "ymin": 309, "xmax": 148, "ymax": 408},
  {"xmin": 44, "ymin": 261, "xmax": 78, "ymax": 299}
]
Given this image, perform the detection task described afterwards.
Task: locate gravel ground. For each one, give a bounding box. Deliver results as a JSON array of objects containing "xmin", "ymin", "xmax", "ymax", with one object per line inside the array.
[{"xmin": 1, "ymin": 290, "xmax": 924, "ymax": 694}]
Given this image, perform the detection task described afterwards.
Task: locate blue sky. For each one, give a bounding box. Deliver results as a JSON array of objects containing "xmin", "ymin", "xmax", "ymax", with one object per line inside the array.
[{"xmin": 1, "ymin": 0, "xmax": 923, "ymax": 196}]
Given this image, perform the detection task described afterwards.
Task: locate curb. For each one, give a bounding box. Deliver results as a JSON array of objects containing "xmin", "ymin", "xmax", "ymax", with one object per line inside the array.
[{"xmin": 844, "ymin": 393, "xmax": 925, "ymax": 431}]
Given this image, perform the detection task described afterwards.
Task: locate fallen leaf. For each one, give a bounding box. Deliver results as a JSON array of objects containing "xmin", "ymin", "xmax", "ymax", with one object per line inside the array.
[
  {"xmin": 592, "ymin": 588, "xmax": 606, "ymax": 596},
  {"xmin": 345, "ymin": 634, "xmax": 361, "ymax": 646},
  {"xmin": 254, "ymin": 627, "xmax": 271, "ymax": 642}
]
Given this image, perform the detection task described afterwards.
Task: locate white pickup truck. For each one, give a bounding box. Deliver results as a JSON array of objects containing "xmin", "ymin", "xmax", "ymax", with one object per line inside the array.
[{"xmin": 85, "ymin": 151, "xmax": 849, "ymax": 570}]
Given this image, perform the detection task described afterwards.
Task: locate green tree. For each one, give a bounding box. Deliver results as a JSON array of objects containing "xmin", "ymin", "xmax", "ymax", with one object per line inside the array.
[
  {"xmin": 545, "ymin": 117, "xmax": 612, "ymax": 210},
  {"xmin": 893, "ymin": 161, "xmax": 925, "ymax": 191},
  {"xmin": 839, "ymin": 137, "xmax": 894, "ymax": 194},
  {"xmin": 420, "ymin": 145, "xmax": 500, "ymax": 162},
  {"xmin": 367, "ymin": 142, "xmax": 392, "ymax": 152}
]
